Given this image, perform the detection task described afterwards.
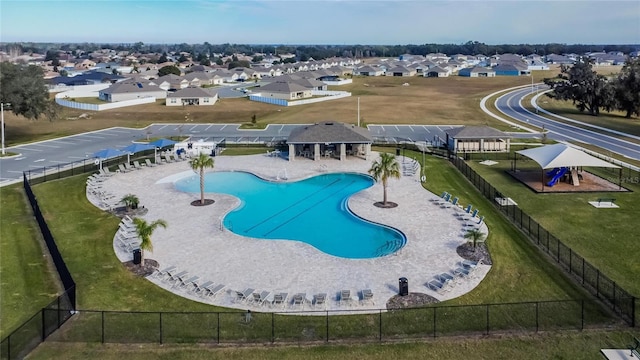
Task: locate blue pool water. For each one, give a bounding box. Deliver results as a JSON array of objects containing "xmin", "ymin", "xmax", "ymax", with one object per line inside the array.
[{"xmin": 175, "ymin": 172, "xmax": 406, "ymax": 259}]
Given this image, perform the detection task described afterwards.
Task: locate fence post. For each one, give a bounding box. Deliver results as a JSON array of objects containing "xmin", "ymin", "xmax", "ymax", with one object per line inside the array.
[
  {"xmin": 326, "ymin": 311, "xmax": 329, "ymax": 343},
  {"xmin": 596, "ymin": 270, "xmax": 600, "ymax": 298},
  {"xmin": 535, "ymin": 302, "xmax": 539, "ymax": 332},
  {"xmin": 41, "ymin": 309, "xmax": 46, "ymax": 342},
  {"xmin": 632, "ymin": 297, "xmax": 636, "ymax": 328},
  {"xmin": 101, "ymin": 311, "xmax": 105, "ymax": 343},
  {"xmin": 57, "ymin": 296, "xmax": 61, "ymax": 328},
  {"xmin": 557, "ymin": 240, "xmax": 560, "ymax": 262},
  {"xmin": 379, "ymin": 310, "xmax": 382, "ymax": 342},
  {"xmin": 582, "ymin": 258, "xmax": 585, "ymax": 284},
  {"xmin": 569, "ymin": 248, "xmax": 572, "ymax": 274},
  {"xmin": 581, "ymin": 300, "xmax": 585, "ymax": 330},
  {"xmin": 217, "ymin": 312, "xmax": 220, "ymax": 344},
  {"xmin": 159, "ymin": 313, "xmax": 163, "ymax": 344},
  {"xmin": 537, "ymin": 223, "xmax": 540, "ymax": 245},
  {"xmin": 613, "ymin": 283, "xmax": 617, "ymax": 312},
  {"xmin": 271, "ymin": 313, "xmax": 275, "ymax": 343},
  {"xmin": 546, "ymin": 232, "xmax": 550, "ymax": 253},
  {"xmin": 486, "ymin": 304, "xmax": 490, "ymax": 335},
  {"xmin": 433, "ymin": 307, "xmax": 437, "ymax": 338}
]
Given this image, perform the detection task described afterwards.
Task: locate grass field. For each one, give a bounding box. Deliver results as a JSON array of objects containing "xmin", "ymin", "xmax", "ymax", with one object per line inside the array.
[
  {"xmin": 3, "ymin": 75, "xmax": 544, "ymax": 146},
  {"xmin": 0, "ymin": 185, "xmax": 59, "ymax": 338},
  {"xmin": 26, "ymin": 330, "xmax": 640, "ymax": 360}
]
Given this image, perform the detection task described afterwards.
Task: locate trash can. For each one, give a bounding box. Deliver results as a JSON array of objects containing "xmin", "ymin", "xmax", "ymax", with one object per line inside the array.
[
  {"xmin": 399, "ymin": 277, "xmax": 408, "ymax": 296},
  {"xmin": 133, "ymin": 249, "xmax": 141, "ymax": 265},
  {"xmin": 396, "ymin": 148, "xmax": 401, "ymax": 156}
]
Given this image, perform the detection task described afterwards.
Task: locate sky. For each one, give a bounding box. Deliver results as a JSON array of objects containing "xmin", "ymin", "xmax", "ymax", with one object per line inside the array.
[{"xmin": 1, "ymin": 0, "xmax": 639, "ymax": 45}]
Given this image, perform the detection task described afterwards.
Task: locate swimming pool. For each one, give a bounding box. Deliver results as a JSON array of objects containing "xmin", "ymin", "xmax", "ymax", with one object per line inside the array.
[{"xmin": 175, "ymin": 172, "xmax": 406, "ymax": 259}]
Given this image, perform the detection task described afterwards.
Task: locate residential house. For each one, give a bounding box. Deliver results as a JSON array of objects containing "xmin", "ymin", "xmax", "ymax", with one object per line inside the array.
[
  {"xmin": 155, "ymin": 74, "xmax": 189, "ymax": 90},
  {"xmin": 99, "ymin": 80, "xmax": 166, "ymax": 102},
  {"xmin": 385, "ymin": 65, "xmax": 416, "ymax": 77},
  {"xmin": 424, "ymin": 66, "xmax": 451, "ymax": 77},
  {"xmin": 355, "ymin": 65, "xmax": 385, "ymax": 76},
  {"xmin": 458, "ymin": 66, "xmax": 496, "ymax": 77},
  {"xmin": 166, "ymin": 87, "xmax": 218, "ymax": 106},
  {"xmin": 493, "ymin": 63, "xmax": 529, "ymax": 76},
  {"xmin": 257, "ymin": 81, "xmax": 312, "ymax": 100}
]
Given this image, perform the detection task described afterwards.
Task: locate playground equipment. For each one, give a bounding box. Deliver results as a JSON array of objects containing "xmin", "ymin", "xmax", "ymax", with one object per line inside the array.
[{"xmin": 546, "ymin": 167, "xmax": 569, "ymax": 187}]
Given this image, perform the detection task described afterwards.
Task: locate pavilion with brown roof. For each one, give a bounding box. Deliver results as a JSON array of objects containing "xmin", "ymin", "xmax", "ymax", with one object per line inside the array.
[
  {"xmin": 287, "ymin": 121, "xmax": 373, "ymax": 161},
  {"xmin": 445, "ymin": 126, "xmax": 512, "ymax": 153}
]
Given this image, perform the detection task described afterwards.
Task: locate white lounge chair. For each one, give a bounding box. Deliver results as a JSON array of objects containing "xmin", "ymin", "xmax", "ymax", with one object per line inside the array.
[
  {"xmin": 291, "ymin": 293, "xmax": 307, "ymax": 309},
  {"xmin": 153, "ymin": 265, "xmax": 177, "ymax": 279},
  {"xmin": 361, "ymin": 289, "xmax": 374, "ymax": 305},
  {"xmin": 313, "ymin": 293, "xmax": 327, "ymax": 309},
  {"xmin": 235, "ymin": 288, "xmax": 255, "ymax": 303},
  {"xmin": 202, "ymin": 284, "xmax": 225, "ymax": 298},
  {"xmin": 144, "ymin": 159, "xmax": 157, "ymax": 167},
  {"xmin": 271, "ymin": 292, "xmax": 288, "ymax": 309},
  {"xmin": 339, "ymin": 290, "xmax": 352, "ymax": 306},
  {"xmin": 133, "ymin": 160, "xmax": 145, "ymax": 170}
]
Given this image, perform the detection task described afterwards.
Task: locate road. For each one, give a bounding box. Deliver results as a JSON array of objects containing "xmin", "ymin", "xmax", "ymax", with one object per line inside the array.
[{"xmin": 492, "ymin": 85, "xmax": 640, "ymax": 161}]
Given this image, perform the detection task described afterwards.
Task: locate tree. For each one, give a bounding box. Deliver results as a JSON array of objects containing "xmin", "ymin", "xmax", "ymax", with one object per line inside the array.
[
  {"xmin": 189, "ymin": 153, "xmax": 215, "ymax": 205},
  {"xmin": 121, "ymin": 194, "xmax": 140, "ymax": 211},
  {"xmin": 158, "ymin": 52, "xmax": 168, "ymax": 63},
  {"xmin": 368, "ymin": 152, "xmax": 401, "ymax": 206},
  {"xmin": 464, "ymin": 228, "xmax": 486, "ymax": 249},
  {"xmin": 613, "ymin": 58, "xmax": 640, "ymax": 118},
  {"xmin": 132, "ymin": 218, "xmax": 167, "ymax": 266},
  {"xmin": 158, "ymin": 65, "xmax": 181, "ymax": 77},
  {"xmin": 543, "ymin": 58, "xmax": 615, "ymax": 116},
  {"xmin": 0, "ymin": 62, "xmax": 53, "ymax": 120}
]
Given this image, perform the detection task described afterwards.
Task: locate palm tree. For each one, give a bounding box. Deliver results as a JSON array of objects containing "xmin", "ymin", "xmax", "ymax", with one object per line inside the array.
[
  {"xmin": 464, "ymin": 228, "xmax": 486, "ymax": 249},
  {"xmin": 368, "ymin": 152, "xmax": 401, "ymax": 206},
  {"xmin": 121, "ymin": 194, "xmax": 139, "ymax": 210},
  {"xmin": 133, "ymin": 218, "xmax": 167, "ymax": 266},
  {"xmin": 189, "ymin": 153, "xmax": 215, "ymax": 205}
]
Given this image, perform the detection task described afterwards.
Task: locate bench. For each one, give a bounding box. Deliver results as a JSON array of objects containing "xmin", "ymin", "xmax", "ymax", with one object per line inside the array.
[
  {"xmin": 630, "ymin": 337, "xmax": 640, "ymax": 358},
  {"xmin": 597, "ymin": 198, "xmax": 616, "ymax": 206}
]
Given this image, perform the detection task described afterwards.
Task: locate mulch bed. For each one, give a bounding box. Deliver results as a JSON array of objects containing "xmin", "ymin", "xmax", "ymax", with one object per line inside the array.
[
  {"xmin": 191, "ymin": 199, "xmax": 215, "ymax": 206},
  {"xmin": 386, "ymin": 292, "xmax": 440, "ymax": 309},
  {"xmin": 373, "ymin": 201, "xmax": 398, "ymax": 208},
  {"xmin": 456, "ymin": 243, "xmax": 493, "ymax": 265},
  {"xmin": 122, "ymin": 259, "xmax": 158, "ymax": 277}
]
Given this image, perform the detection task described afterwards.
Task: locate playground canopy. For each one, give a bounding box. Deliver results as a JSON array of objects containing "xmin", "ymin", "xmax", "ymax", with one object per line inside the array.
[{"xmin": 516, "ymin": 144, "xmax": 620, "ymax": 170}]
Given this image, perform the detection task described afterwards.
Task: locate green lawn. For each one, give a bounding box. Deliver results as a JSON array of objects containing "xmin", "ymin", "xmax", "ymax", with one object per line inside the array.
[
  {"xmin": 27, "ymin": 330, "xmax": 640, "ymax": 360},
  {"xmin": 465, "ymin": 157, "xmax": 640, "ymax": 297},
  {"xmin": 0, "ymin": 185, "xmax": 59, "ymax": 337}
]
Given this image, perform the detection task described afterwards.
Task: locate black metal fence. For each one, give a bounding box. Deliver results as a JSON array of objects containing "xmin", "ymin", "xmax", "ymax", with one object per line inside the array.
[
  {"xmin": 42, "ymin": 299, "xmax": 612, "ymax": 346},
  {"xmin": 450, "ymin": 156, "xmax": 636, "ymax": 327},
  {"xmin": 0, "ymin": 176, "xmax": 80, "ymax": 360}
]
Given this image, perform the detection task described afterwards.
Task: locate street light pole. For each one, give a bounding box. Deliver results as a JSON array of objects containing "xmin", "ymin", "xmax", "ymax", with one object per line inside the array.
[{"xmin": 1, "ymin": 102, "xmax": 10, "ymax": 155}]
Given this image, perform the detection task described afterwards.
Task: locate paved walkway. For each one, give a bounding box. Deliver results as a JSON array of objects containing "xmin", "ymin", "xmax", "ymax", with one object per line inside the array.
[{"xmin": 93, "ymin": 153, "xmax": 490, "ymax": 313}]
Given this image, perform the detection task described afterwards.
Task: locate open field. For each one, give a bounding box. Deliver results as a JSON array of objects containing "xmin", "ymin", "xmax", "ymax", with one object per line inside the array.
[
  {"xmin": 0, "ymin": 185, "xmax": 59, "ymax": 338},
  {"xmin": 26, "ymin": 329, "xmax": 640, "ymax": 360},
  {"xmin": 3, "ymin": 75, "xmax": 546, "ymax": 146}
]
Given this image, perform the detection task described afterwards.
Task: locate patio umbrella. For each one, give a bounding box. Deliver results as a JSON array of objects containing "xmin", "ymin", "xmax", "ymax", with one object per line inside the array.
[
  {"xmin": 93, "ymin": 148, "xmax": 126, "ymax": 170},
  {"xmin": 121, "ymin": 143, "xmax": 156, "ymax": 164},
  {"xmin": 93, "ymin": 148, "xmax": 126, "ymax": 159},
  {"xmin": 149, "ymin": 138, "xmax": 177, "ymax": 149},
  {"xmin": 120, "ymin": 143, "xmax": 155, "ymax": 154}
]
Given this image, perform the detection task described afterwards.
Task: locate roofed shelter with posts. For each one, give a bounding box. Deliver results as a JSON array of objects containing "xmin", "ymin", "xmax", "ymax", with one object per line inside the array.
[
  {"xmin": 445, "ymin": 126, "xmax": 512, "ymax": 154},
  {"xmin": 287, "ymin": 122, "xmax": 373, "ymax": 161}
]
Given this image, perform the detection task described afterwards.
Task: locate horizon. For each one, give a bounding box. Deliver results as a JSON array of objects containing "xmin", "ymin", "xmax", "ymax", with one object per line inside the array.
[{"xmin": 1, "ymin": 1, "xmax": 639, "ymax": 45}]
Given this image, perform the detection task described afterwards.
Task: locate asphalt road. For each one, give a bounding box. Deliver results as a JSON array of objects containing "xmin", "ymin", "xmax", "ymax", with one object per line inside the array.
[{"xmin": 494, "ymin": 86, "xmax": 640, "ymax": 161}]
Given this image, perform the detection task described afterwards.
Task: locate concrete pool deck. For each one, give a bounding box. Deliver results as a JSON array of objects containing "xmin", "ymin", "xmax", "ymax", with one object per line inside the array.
[{"xmin": 93, "ymin": 152, "xmax": 490, "ymax": 313}]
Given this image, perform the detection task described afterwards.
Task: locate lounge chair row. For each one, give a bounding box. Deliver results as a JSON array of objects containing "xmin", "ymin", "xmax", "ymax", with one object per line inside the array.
[
  {"xmin": 232, "ymin": 288, "xmax": 375, "ymax": 310},
  {"xmin": 152, "ymin": 265, "xmax": 227, "ymax": 299},
  {"xmin": 87, "ymin": 174, "xmax": 120, "ymax": 210},
  {"xmin": 114, "ymin": 216, "xmax": 140, "ymax": 253},
  {"xmin": 426, "ymin": 260, "xmax": 482, "ymax": 294}
]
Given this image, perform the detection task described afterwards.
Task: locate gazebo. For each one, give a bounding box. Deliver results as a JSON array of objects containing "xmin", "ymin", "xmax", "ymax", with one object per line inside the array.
[
  {"xmin": 287, "ymin": 122, "xmax": 373, "ymax": 161},
  {"xmin": 445, "ymin": 126, "xmax": 511, "ymax": 154},
  {"xmin": 515, "ymin": 144, "xmax": 621, "ymax": 191}
]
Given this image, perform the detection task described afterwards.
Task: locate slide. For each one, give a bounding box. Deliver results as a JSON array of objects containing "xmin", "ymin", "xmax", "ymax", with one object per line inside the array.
[{"xmin": 547, "ymin": 167, "xmax": 568, "ymax": 187}]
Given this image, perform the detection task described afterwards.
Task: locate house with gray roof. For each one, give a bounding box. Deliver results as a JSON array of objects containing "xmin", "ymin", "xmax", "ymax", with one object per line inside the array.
[
  {"xmin": 257, "ymin": 81, "xmax": 312, "ymax": 100},
  {"xmin": 287, "ymin": 121, "xmax": 373, "ymax": 161},
  {"xmin": 166, "ymin": 87, "xmax": 218, "ymax": 107},
  {"xmin": 385, "ymin": 65, "xmax": 416, "ymax": 77},
  {"xmin": 458, "ymin": 66, "xmax": 496, "ymax": 77},
  {"xmin": 355, "ymin": 65, "xmax": 385, "ymax": 76},
  {"xmin": 424, "ymin": 66, "xmax": 451, "ymax": 77},
  {"xmin": 445, "ymin": 126, "xmax": 511, "ymax": 153},
  {"xmin": 155, "ymin": 74, "xmax": 189, "ymax": 90},
  {"xmin": 98, "ymin": 80, "xmax": 166, "ymax": 102}
]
